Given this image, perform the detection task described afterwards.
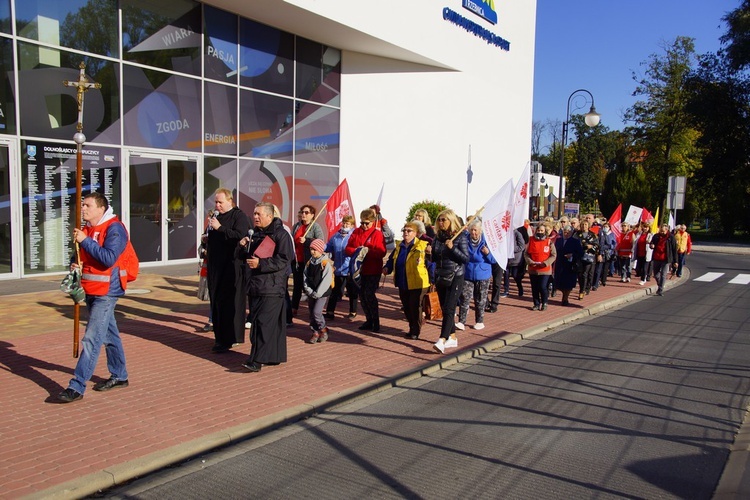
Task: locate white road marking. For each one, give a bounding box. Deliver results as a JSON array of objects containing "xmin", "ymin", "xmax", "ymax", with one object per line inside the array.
[
  {"xmin": 728, "ymin": 274, "xmax": 750, "ymax": 285},
  {"xmin": 694, "ymin": 272, "xmax": 724, "ymax": 282}
]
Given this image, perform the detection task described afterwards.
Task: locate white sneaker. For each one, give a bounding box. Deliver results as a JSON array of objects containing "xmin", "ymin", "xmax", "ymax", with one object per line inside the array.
[
  {"xmin": 245, "ymin": 322, "xmax": 252, "ymax": 329},
  {"xmin": 621, "ymin": 277, "xmax": 626, "ymax": 283},
  {"xmin": 455, "ymin": 321, "xmax": 465, "ymax": 331},
  {"xmin": 474, "ymin": 322, "xmax": 485, "ymax": 330},
  {"xmin": 639, "ymin": 280, "xmax": 646, "ymax": 286},
  {"xmin": 433, "ymin": 338, "xmax": 446, "ymax": 354},
  {"xmin": 626, "ymin": 277, "xmax": 631, "ymax": 282},
  {"xmin": 444, "ymin": 334, "xmax": 458, "ymax": 349}
]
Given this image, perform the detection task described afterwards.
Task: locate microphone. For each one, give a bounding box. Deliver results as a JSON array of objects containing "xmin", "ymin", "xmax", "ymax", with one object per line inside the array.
[
  {"xmin": 207, "ymin": 210, "xmax": 217, "ymax": 232},
  {"xmin": 244, "ymin": 228, "xmax": 254, "ymax": 253}
]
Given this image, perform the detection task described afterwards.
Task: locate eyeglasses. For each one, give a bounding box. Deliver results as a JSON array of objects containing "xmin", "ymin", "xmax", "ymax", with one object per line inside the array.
[
  {"xmin": 401, "ymin": 229, "xmax": 414, "ymax": 233},
  {"xmin": 361, "ymin": 221, "xmax": 373, "ymax": 226},
  {"xmin": 299, "ymin": 210, "xmax": 311, "ymax": 214},
  {"xmin": 437, "ymin": 217, "xmax": 447, "ymax": 222}
]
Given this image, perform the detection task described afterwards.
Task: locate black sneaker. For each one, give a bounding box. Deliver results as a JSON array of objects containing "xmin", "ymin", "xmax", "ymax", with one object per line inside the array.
[
  {"xmin": 57, "ymin": 388, "xmax": 83, "ymax": 403},
  {"xmin": 93, "ymin": 377, "xmax": 129, "ymax": 392}
]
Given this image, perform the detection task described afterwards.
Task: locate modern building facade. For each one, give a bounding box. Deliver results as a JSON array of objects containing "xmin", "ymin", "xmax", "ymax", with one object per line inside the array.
[{"xmin": 0, "ymin": 0, "xmax": 536, "ymax": 279}]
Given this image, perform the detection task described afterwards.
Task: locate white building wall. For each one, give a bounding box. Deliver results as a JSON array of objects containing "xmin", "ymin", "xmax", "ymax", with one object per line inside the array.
[{"xmin": 209, "ymin": 0, "xmax": 538, "ymax": 223}]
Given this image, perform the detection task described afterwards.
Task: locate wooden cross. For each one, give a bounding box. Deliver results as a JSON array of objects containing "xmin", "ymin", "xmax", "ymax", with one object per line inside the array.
[{"xmin": 63, "ymin": 62, "xmax": 101, "ymax": 133}]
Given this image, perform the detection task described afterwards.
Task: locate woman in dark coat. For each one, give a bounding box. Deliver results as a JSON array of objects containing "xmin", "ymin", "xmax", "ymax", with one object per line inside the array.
[
  {"xmin": 431, "ymin": 209, "xmax": 469, "ymax": 354},
  {"xmin": 205, "ymin": 188, "xmax": 250, "ymax": 353},
  {"xmin": 577, "ymin": 220, "xmax": 600, "ymax": 300},
  {"xmin": 554, "ymin": 225, "xmax": 584, "ymax": 306}
]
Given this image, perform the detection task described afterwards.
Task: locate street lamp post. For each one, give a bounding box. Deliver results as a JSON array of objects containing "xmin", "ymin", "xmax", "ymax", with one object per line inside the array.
[{"xmin": 558, "ymin": 89, "xmax": 600, "ymax": 219}]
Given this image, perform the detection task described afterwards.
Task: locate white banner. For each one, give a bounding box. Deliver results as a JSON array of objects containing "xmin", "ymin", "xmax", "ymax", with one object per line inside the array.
[
  {"xmin": 624, "ymin": 205, "xmax": 643, "ymax": 226},
  {"xmin": 481, "ymin": 178, "xmax": 515, "ymax": 270}
]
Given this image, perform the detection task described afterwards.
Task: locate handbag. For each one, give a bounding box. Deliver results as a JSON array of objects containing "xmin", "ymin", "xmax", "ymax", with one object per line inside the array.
[
  {"xmin": 434, "ymin": 267, "xmax": 456, "ymax": 287},
  {"xmin": 422, "ymin": 285, "xmax": 442, "ymax": 321}
]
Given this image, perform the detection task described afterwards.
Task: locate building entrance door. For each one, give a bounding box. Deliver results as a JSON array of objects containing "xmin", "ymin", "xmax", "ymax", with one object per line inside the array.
[
  {"xmin": 126, "ymin": 152, "xmax": 198, "ymax": 264},
  {"xmin": 0, "ymin": 142, "xmax": 18, "ymax": 279}
]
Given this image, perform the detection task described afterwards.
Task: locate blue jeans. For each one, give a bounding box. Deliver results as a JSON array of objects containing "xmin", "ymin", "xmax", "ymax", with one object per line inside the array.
[{"xmin": 68, "ymin": 295, "xmax": 128, "ymax": 394}]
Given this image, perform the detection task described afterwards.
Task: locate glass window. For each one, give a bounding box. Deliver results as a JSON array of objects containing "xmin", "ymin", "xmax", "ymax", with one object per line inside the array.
[
  {"xmin": 122, "ymin": 0, "xmax": 202, "ymax": 76},
  {"xmin": 15, "ymin": 0, "xmax": 118, "ymax": 57},
  {"xmin": 204, "ymin": 82, "xmax": 237, "ymax": 155},
  {"xmin": 204, "ymin": 6, "xmax": 238, "ymax": 84},
  {"xmin": 204, "ymin": 156, "xmax": 237, "ymax": 211},
  {"xmin": 293, "ymin": 163, "xmax": 339, "ymax": 238},
  {"xmin": 16, "ymin": 43, "xmax": 121, "ymax": 143},
  {"xmin": 0, "ymin": 144, "xmax": 10, "ymax": 273},
  {"xmin": 122, "ymin": 65, "xmax": 201, "ymax": 151},
  {"xmin": 237, "ymin": 159, "xmax": 293, "ymax": 222},
  {"xmin": 21, "ymin": 139, "xmax": 121, "ymax": 274},
  {"xmin": 240, "ymin": 18, "xmax": 294, "ymax": 97},
  {"xmin": 293, "ymin": 102, "xmax": 339, "ymax": 165},
  {"xmin": 0, "ymin": 37, "xmax": 15, "ymax": 134},
  {"xmin": 0, "ymin": 0, "xmax": 10, "ymax": 34},
  {"xmin": 296, "ymin": 38, "xmax": 341, "ymax": 104},
  {"xmin": 238, "ymin": 89, "xmax": 294, "ymax": 160}
]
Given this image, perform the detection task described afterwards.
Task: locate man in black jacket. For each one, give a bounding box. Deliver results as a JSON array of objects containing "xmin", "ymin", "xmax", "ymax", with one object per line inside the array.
[{"xmin": 239, "ymin": 202, "xmax": 295, "ymax": 372}]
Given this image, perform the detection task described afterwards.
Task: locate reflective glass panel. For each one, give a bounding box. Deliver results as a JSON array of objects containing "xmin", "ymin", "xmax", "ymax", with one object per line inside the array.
[
  {"xmin": 238, "ymin": 89, "xmax": 293, "ymax": 160},
  {"xmin": 21, "ymin": 139, "xmax": 121, "ymax": 274},
  {"xmin": 122, "ymin": 65, "xmax": 201, "ymax": 151},
  {"xmin": 240, "ymin": 18, "xmax": 294, "ymax": 97},
  {"xmin": 204, "ymin": 6, "xmax": 238, "ymax": 84},
  {"xmin": 0, "ymin": 144, "xmax": 10, "ymax": 273},
  {"xmin": 204, "ymin": 156, "xmax": 237, "ymax": 212},
  {"xmin": 15, "ymin": 0, "xmax": 118, "ymax": 57},
  {"xmin": 0, "ymin": 0, "xmax": 10, "ymax": 34},
  {"xmin": 129, "ymin": 156, "xmax": 162, "ymax": 262},
  {"xmin": 296, "ymin": 38, "xmax": 341, "ymax": 104},
  {"xmin": 204, "ymin": 82, "xmax": 237, "ymax": 155},
  {"xmin": 16, "ymin": 43, "xmax": 120, "ymax": 143},
  {"xmin": 293, "ymin": 102, "xmax": 339, "ymax": 165},
  {"xmin": 293, "ymin": 163, "xmax": 339, "ymax": 239},
  {"xmin": 122, "ymin": 0, "xmax": 202, "ymax": 76},
  {"xmin": 237, "ymin": 159, "xmax": 293, "ymax": 224},
  {"xmin": 167, "ymin": 158, "xmax": 197, "ymax": 259},
  {"xmin": 0, "ymin": 37, "xmax": 15, "ymax": 134}
]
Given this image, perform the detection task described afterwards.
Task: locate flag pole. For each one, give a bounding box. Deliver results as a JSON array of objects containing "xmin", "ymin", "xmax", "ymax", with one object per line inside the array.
[
  {"xmin": 63, "ymin": 62, "xmax": 101, "ymax": 358},
  {"xmin": 302, "ymin": 202, "xmax": 327, "ymax": 238},
  {"xmin": 451, "ymin": 205, "xmax": 485, "ymax": 242}
]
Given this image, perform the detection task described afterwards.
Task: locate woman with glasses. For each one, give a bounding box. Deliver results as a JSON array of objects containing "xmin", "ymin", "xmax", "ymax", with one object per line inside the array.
[
  {"xmin": 382, "ymin": 221, "xmax": 430, "ymax": 339},
  {"xmin": 345, "ymin": 209, "xmax": 387, "ymax": 332},
  {"xmin": 431, "ymin": 209, "xmax": 469, "ymax": 354},
  {"xmin": 456, "ymin": 218, "xmax": 495, "ymax": 331},
  {"xmin": 290, "ymin": 205, "xmax": 324, "ymax": 317}
]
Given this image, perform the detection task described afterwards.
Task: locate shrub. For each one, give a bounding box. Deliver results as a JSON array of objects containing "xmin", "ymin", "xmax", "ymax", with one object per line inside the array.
[{"xmin": 405, "ymin": 199, "xmax": 448, "ymax": 224}]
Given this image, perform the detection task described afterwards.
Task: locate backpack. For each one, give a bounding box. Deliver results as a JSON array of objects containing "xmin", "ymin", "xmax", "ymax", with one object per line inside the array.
[
  {"xmin": 119, "ymin": 224, "xmax": 139, "ymax": 282},
  {"xmin": 348, "ymin": 246, "xmax": 368, "ymax": 288}
]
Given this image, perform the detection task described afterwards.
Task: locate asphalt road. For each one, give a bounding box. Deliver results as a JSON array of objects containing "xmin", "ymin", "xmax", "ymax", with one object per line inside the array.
[{"xmin": 106, "ymin": 252, "xmax": 750, "ymax": 499}]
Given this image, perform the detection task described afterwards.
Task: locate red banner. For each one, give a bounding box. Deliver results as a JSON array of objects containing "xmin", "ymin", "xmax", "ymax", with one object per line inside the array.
[
  {"xmin": 608, "ymin": 203, "xmax": 622, "ymax": 243},
  {"xmin": 324, "ymin": 179, "xmax": 354, "ymax": 238}
]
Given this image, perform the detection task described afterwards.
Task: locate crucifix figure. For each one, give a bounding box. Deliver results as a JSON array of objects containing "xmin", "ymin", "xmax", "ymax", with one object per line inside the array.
[
  {"xmin": 61, "ymin": 62, "xmax": 101, "ymax": 358},
  {"xmin": 63, "ymin": 61, "xmax": 101, "ymax": 134}
]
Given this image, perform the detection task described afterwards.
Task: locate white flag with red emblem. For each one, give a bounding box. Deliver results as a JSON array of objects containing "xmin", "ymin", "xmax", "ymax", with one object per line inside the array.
[
  {"xmin": 324, "ymin": 179, "xmax": 354, "ymax": 238},
  {"xmin": 624, "ymin": 205, "xmax": 643, "ymax": 225},
  {"xmin": 482, "ymin": 178, "xmax": 515, "ymax": 270},
  {"xmin": 511, "ymin": 163, "xmax": 530, "ymax": 230}
]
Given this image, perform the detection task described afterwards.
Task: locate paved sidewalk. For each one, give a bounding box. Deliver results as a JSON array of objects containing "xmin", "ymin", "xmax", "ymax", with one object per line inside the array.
[{"xmin": 5, "ymin": 246, "xmax": 747, "ymax": 498}]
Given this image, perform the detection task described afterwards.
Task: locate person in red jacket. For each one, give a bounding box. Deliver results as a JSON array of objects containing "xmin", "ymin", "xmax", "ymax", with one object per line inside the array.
[
  {"xmin": 58, "ymin": 192, "xmax": 130, "ymax": 403},
  {"xmin": 524, "ymin": 224, "xmax": 557, "ymax": 311},
  {"xmin": 617, "ymin": 222, "xmax": 635, "ymax": 282},
  {"xmin": 345, "ymin": 209, "xmax": 387, "ymax": 332}
]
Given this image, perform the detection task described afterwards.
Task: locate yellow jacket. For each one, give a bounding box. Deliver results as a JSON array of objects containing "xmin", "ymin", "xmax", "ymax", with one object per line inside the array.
[{"xmin": 387, "ymin": 238, "xmax": 430, "ymax": 290}]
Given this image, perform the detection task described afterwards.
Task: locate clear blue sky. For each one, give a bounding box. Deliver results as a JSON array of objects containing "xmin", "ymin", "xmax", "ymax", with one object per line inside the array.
[{"xmin": 532, "ymin": 0, "xmax": 737, "ymax": 152}]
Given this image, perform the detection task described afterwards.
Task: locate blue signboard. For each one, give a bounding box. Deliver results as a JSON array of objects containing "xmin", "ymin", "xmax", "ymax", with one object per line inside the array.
[{"xmin": 462, "ymin": 0, "xmax": 497, "ymax": 25}]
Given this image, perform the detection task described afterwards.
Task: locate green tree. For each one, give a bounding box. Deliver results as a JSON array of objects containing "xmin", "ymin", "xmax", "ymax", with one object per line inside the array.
[
  {"xmin": 624, "ymin": 37, "xmax": 703, "ymax": 212},
  {"xmin": 685, "ymin": 52, "xmax": 750, "ymax": 235},
  {"xmin": 721, "ymin": 0, "xmax": 750, "ymax": 72}
]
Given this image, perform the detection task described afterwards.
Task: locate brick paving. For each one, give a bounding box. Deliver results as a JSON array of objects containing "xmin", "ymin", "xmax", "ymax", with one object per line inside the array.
[{"xmin": 0, "ymin": 270, "xmax": 655, "ymax": 498}]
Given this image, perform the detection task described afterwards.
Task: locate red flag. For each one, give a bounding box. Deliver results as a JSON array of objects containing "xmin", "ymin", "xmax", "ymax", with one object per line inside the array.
[
  {"xmin": 324, "ymin": 179, "xmax": 354, "ymax": 238},
  {"xmin": 608, "ymin": 203, "xmax": 622, "ymax": 243},
  {"xmin": 641, "ymin": 207, "xmax": 653, "ymax": 225}
]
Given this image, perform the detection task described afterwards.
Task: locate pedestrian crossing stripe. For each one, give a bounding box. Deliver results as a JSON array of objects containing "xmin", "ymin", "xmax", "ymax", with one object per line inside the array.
[
  {"xmin": 693, "ymin": 272, "xmax": 750, "ymax": 284},
  {"xmin": 694, "ymin": 272, "xmax": 724, "ymax": 282},
  {"xmin": 729, "ymin": 274, "xmax": 750, "ymax": 285}
]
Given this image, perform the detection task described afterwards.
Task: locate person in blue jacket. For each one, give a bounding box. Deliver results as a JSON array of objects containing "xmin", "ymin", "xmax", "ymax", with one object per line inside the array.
[
  {"xmin": 324, "ymin": 215, "xmax": 358, "ymax": 320},
  {"xmin": 456, "ymin": 218, "xmax": 496, "ymax": 331}
]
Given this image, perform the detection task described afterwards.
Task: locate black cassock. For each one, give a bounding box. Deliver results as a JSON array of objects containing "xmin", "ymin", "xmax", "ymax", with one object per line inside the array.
[{"xmin": 207, "ymin": 207, "xmax": 250, "ymax": 348}]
